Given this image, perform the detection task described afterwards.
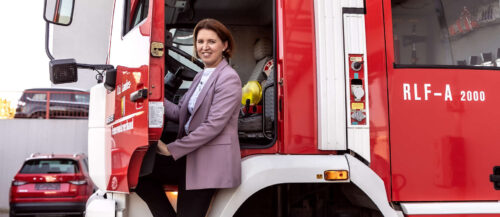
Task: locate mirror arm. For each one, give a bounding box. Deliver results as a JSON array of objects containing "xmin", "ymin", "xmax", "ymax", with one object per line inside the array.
[
  {"xmin": 76, "ymin": 63, "xmax": 114, "ymax": 71},
  {"xmin": 45, "ymin": 22, "xmax": 54, "ymax": 61}
]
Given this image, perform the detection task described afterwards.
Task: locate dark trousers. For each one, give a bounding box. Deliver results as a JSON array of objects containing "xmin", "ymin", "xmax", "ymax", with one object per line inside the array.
[{"xmin": 135, "ymin": 154, "xmax": 215, "ymax": 217}]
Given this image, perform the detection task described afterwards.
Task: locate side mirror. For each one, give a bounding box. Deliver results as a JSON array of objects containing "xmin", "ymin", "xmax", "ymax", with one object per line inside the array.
[
  {"xmin": 43, "ymin": 0, "xmax": 115, "ymax": 85},
  {"xmin": 43, "ymin": 0, "xmax": 75, "ymax": 26},
  {"xmin": 104, "ymin": 69, "xmax": 117, "ymax": 91},
  {"xmin": 50, "ymin": 59, "xmax": 78, "ymax": 84}
]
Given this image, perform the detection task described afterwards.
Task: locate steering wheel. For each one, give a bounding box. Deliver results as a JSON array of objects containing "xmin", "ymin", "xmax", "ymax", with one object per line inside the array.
[
  {"xmin": 165, "ymin": 47, "xmax": 202, "ymax": 79},
  {"xmin": 165, "ymin": 30, "xmax": 204, "ymax": 78},
  {"xmin": 164, "ymin": 32, "xmax": 205, "ymax": 100}
]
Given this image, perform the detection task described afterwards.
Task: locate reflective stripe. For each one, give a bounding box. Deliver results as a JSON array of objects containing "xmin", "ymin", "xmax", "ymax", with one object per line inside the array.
[{"xmin": 401, "ymin": 202, "xmax": 500, "ymax": 214}]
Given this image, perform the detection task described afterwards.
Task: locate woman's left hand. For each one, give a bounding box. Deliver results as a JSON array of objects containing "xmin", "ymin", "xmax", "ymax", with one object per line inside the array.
[{"xmin": 157, "ymin": 140, "xmax": 172, "ymax": 156}]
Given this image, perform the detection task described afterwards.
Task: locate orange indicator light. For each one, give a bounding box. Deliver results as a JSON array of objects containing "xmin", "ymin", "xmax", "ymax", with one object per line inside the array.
[{"xmin": 324, "ymin": 170, "xmax": 348, "ymax": 181}]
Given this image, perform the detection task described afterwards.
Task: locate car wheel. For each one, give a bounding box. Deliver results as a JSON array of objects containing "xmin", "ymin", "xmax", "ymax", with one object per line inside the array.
[
  {"xmin": 9, "ymin": 209, "xmax": 16, "ymax": 217},
  {"xmin": 31, "ymin": 113, "xmax": 46, "ymax": 119}
]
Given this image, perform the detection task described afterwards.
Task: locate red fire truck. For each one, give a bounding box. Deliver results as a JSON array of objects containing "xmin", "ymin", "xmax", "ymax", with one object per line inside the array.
[{"xmin": 43, "ymin": 0, "xmax": 500, "ymax": 216}]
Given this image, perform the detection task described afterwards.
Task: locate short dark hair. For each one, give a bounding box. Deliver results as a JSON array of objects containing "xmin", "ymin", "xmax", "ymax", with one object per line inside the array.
[{"xmin": 193, "ymin": 18, "xmax": 235, "ymax": 58}]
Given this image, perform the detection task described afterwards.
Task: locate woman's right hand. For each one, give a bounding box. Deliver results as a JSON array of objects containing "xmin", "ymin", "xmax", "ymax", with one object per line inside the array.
[{"xmin": 157, "ymin": 140, "xmax": 172, "ymax": 156}]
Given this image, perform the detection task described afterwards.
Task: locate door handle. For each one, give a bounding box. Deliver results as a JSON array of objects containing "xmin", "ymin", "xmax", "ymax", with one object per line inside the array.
[
  {"xmin": 490, "ymin": 166, "xmax": 500, "ymax": 190},
  {"xmin": 130, "ymin": 89, "xmax": 148, "ymax": 102}
]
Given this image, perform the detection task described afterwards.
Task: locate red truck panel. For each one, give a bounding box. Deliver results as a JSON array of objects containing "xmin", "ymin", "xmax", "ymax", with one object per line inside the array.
[
  {"xmin": 365, "ymin": 0, "xmax": 392, "ymax": 200},
  {"xmin": 383, "ymin": 0, "xmax": 500, "ymax": 201}
]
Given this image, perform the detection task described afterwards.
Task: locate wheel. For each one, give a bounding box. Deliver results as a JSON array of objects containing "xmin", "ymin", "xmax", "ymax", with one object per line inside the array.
[
  {"xmin": 31, "ymin": 112, "xmax": 46, "ymax": 119},
  {"xmin": 9, "ymin": 209, "xmax": 16, "ymax": 217}
]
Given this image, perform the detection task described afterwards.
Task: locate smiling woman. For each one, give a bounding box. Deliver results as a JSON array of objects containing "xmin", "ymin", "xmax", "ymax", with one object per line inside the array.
[
  {"xmin": 195, "ymin": 29, "xmax": 228, "ymax": 68},
  {"xmin": 162, "ymin": 0, "xmax": 276, "ymax": 147},
  {"xmin": 193, "ymin": 19, "xmax": 235, "ymax": 68},
  {"xmin": 136, "ymin": 18, "xmax": 243, "ymax": 217}
]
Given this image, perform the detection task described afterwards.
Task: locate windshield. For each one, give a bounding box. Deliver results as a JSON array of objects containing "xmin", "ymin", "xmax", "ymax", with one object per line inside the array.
[
  {"xmin": 173, "ymin": 28, "xmax": 194, "ymax": 46},
  {"xmin": 168, "ymin": 28, "xmax": 202, "ymax": 88}
]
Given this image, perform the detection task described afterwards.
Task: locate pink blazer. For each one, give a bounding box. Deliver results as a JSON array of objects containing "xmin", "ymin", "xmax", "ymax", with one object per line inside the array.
[{"xmin": 164, "ymin": 59, "xmax": 242, "ymax": 190}]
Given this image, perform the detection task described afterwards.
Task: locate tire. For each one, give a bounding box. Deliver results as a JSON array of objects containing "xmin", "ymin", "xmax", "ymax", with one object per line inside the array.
[
  {"xmin": 31, "ymin": 112, "xmax": 46, "ymax": 119},
  {"xmin": 9, "ymin": 209, "xmax": 16, "ymax": 217}
]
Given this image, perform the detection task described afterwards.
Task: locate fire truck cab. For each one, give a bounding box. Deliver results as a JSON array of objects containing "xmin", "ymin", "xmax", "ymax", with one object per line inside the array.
[{"xmin": 43, "ymin": 0, "xmax": 500, "ymax": 216}]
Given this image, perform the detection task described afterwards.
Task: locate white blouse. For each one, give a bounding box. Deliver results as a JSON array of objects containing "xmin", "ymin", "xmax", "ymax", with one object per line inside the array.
[{"xmin": 184, "ymin": 67, "xmax": 216, "ymax": 133}]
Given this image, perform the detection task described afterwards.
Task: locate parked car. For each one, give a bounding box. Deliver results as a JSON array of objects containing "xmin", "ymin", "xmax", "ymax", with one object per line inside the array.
[
  {"xmin": 9, "ymin": 153, "xmax": 95, "ymax": 217},
  {"xmin": 14, "ymin": 88, "xmax": 89, "ymax": 119}
]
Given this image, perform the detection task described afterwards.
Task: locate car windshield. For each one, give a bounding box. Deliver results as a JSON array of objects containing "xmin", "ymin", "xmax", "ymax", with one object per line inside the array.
[{"xmin": 20, "ymin": 159, "xmax": 79, "ymax": 174}]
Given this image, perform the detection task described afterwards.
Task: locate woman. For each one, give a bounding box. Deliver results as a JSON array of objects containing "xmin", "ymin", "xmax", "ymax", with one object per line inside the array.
[{"xmin": 136, "ymin": 18, "xmax": 242, "ymax": 217}]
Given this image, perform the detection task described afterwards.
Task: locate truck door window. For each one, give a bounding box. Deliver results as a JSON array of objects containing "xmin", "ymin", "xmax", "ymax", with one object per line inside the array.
[
  {"xmin": 392, "ymin": 0, "xmax": 500, "ymax": 67},
  {"xmin": 123, "ymin": 0, "xmax": 149, "ymax": 35}
]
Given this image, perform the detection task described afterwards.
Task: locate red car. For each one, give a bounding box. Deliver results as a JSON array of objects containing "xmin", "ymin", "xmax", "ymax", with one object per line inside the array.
[{"xmin": 9, "ymin": 153, "xmax": 94, "ymax": 217}]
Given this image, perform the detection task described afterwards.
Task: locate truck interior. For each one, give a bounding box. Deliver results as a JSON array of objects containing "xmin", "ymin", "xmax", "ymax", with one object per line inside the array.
[
  {"xmin": 159, "ymin": 0, "xmax": 277, "ymax": 147},
  {"xmin": 121, "ymin": 1, "xmax": 383, "ymax": 216}
]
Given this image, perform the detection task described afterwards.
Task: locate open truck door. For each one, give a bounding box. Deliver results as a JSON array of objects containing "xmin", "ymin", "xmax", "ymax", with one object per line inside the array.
[
  {"xmin": 43, "ymin": 0, "xmax": 166, "ymax": 193},
  {"xmin": 103, "ymin": 0, "xmax": 165, "ymax": 192}
]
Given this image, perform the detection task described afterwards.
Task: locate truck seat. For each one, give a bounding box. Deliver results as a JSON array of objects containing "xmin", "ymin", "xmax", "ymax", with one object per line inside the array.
[{"xmin": 238, "ymin": 38, "xmax": 275, "ymax": 139}]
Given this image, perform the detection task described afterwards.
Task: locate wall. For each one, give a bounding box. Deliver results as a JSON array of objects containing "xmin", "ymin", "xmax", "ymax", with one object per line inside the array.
[{"xmin": 0, "ymin": 119, "xmax": 88, "ymax": 211}]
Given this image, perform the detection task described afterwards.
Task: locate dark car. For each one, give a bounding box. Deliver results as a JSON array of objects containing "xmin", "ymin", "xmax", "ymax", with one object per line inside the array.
[
  {"xmin": 14, "ymin": 88, "xmax": 89, "ymax": 119},
  {"xmin": 9, "ymin": 153, "xmax": 95, "ymax": 217}
]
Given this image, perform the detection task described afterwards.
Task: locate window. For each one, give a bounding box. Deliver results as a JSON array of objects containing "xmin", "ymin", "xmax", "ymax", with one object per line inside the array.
[
  {"xmin": 74, "ymin": 93, "xmax": 90, "ymax": 103},
  {"xmin": 392, "ymin": 0, "xmax": 500, "ymax": 67},
  {"xmin": 20, "ymin": 159, "xmax": 79, "ymax": 174},
  {"xmin": 167, "ymin": 28, "xmax": 202, "ymax": 89},
  {"xmin": 50, "ymin": 92, "xmax": 71, "ymax": 102},
  {"xmin": 81, "ymin": 158, "xmax": 89, "ymax": 172},
  {"xmin": 28, "ymin": 93, "xmax": 47, "ymax": 102},
  {"xmin": 123, "ymin": 0, "xmax": 149, "ymax": 35}
]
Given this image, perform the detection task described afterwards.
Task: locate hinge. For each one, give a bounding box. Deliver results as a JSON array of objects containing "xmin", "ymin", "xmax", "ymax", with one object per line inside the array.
[
  {"xmin": 151, "ymin": 42, "xmax": 164, "ymax": 57},
  {"xmin": 278, "ymin": 78, "xmax": 284, "ymax": 112},
  {"xmin": 175, "ymin": 0, "xmax": 187, "ymax": 8}
]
